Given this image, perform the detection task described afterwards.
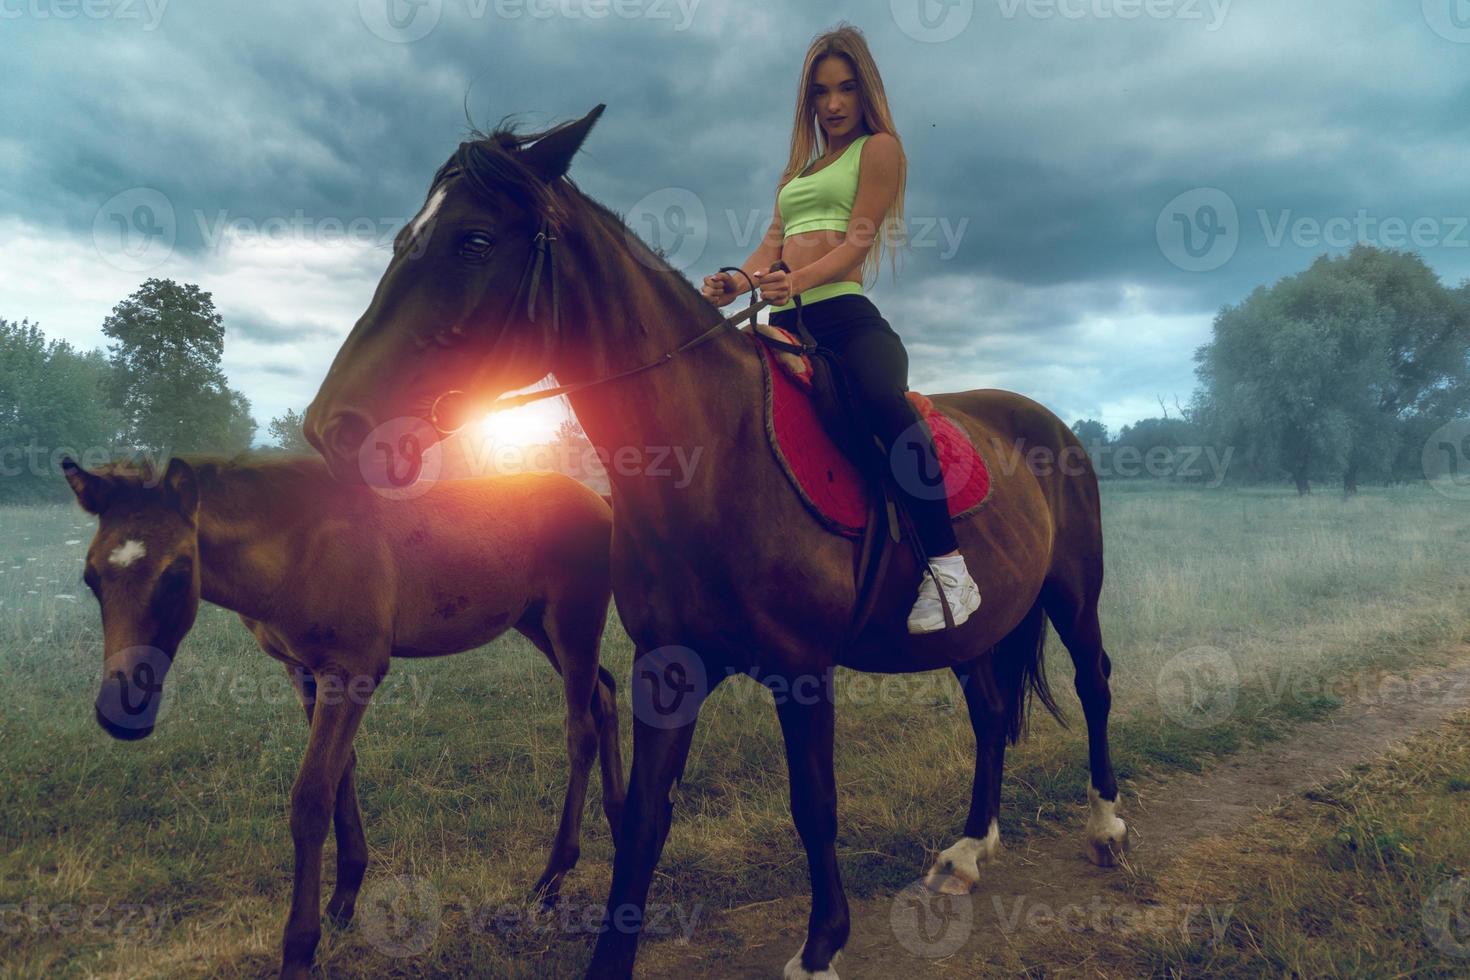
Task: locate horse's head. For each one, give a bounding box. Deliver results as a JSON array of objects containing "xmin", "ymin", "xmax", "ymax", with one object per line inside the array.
[
  {"xmin": 61, "ymin": 456, "xmax": 203, "ymax": 740},
  {"xmin": 304, "ymin": 104, "xmax": 608, "ymax": 484}
]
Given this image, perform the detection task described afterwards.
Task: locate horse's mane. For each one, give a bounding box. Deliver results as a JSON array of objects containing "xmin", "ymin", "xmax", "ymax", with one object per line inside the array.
[{"xmin": 426, "ymin": 113, "xmax": 705, "ymax": 304}]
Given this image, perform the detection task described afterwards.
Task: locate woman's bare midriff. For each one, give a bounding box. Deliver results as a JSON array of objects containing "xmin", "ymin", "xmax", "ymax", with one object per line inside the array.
[{"xmin": 780, "ymin": 229, "xmax": 863, "ymax": 291}]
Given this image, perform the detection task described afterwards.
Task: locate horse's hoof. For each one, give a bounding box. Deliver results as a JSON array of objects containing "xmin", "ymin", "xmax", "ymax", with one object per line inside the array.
[
  {"xmin": 1085, "ymin": 787, "xmax": 1129, "ymax": 867},
  {"xmin": 921, "ymin": 824, "xmax": 997, "ymax": 895},
  {"xmin": 527, "ymin": 878, "xmax": 563, "ymax": 911},
  {"xmin": 1085, "ymin": 820, "xmax": 1130, "ymax": 867},
  {"xmin": 324, "ymin": 901, "xmax": 356, "ymax": 928},
  {"xmin": 783, "ymin": 942, "xmax": 840, "ymax": 979},
  {"xmin": 921, "ymin": 867, "xmax": 977, "ymax": 896}
]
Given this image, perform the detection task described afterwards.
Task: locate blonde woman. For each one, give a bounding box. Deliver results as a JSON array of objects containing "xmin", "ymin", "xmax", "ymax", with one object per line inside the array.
[{"xmin": 702, "ymin": 23, "xmax": 980, "ymax": 634}]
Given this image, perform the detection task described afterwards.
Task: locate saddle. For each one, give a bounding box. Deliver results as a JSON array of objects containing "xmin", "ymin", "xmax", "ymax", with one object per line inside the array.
[{"xmin": 744, "ymin": 319, "xmax": 991, "ymax": 642}]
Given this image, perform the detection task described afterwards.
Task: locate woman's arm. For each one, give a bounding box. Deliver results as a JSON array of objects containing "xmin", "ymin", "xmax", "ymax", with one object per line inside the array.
[
  {"xmin": 728, "ymin": 184, "xmax": 788, "ymax": 295},
  {"xmin": 786, "ymin": 132, "xmax": 900, "ymax": 295}
]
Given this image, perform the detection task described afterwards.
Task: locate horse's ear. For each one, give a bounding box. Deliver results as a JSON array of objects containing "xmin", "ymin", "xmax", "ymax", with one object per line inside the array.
[
  {"xmin": 61, "ymin": 456, "xmax": 110, "ymax": 514},
  {"xmin": 162, "ymin": 457, "xmax": 199, "ymax": 521},
  {"xmin": 520, "ymin": 103, "xmax": 606, "ymax": 182}
]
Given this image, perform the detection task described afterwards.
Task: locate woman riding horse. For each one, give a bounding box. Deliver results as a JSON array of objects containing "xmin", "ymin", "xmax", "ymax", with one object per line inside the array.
[{"xmin": 701, "ymin": 25, "xmax": 981, "ymax": 635}]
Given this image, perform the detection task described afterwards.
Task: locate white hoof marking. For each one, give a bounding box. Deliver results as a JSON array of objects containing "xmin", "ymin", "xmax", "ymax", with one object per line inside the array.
[
  {"xmin": 923, "ymin": 818, "xmax": 999, "ymax": 895},
  {"xmin": 783, "ymin": 941, "xmax": 839, "ymax": 979},
  {"xmin": 1086, "ymin": 786, "xmax": 1129, "ymax": 865}
]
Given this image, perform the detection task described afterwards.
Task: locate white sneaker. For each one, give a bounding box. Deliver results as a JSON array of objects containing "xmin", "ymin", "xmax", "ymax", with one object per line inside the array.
[{"xmin": 907, "ymin": 557, "xmax": 982, "ymax": 634}]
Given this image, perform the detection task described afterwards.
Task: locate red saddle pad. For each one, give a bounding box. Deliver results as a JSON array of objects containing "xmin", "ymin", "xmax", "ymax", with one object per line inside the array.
[{"xmin": 753, "ymin": 329, "xmax": 992, "ymax": 538}]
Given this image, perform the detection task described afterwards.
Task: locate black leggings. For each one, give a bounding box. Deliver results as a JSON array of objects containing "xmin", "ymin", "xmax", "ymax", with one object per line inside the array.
[{"xmin": 771, "ymin": 294, "xmax": 959, "ymax": 557}]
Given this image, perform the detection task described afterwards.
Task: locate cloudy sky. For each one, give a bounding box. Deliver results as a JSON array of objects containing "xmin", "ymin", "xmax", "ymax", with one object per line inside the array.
[{"xmin": 3, "ymin": 0, "xmax": 1468, "ymax": 442}]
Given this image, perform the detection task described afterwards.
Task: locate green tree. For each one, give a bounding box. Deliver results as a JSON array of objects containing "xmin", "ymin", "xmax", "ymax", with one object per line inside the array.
[
  {"xmin": 1070, "ymin": 418, "xmax": 1109, "ymax": 447},
  {"xmin": 1193, "ymin": 246, "xmax": 1470, "ymax": 495},
  {"xmin": 0, "ymin": 318, "xmax": 125, "ymax": 502},
  {"xmin": 101, "ymin": 278, "xmax": 256, "ymax": 454},
  {"xmin": 268, "ymin": 408, "xmax": 312, "ymax": 453}
]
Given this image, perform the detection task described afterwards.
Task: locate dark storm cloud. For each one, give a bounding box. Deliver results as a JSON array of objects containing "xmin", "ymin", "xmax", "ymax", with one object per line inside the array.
[{"xmin": 3, "ymin": 0, "xmax": 1468, "ymax": 432}]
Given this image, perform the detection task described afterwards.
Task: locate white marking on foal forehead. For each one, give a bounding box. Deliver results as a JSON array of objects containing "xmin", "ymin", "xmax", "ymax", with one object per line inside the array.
[
  {"xmin": 407, "ymin": 185, "xmax": 448, "ymax": 246},
  {"xmin": 108, "ymin": 539, "xmax": 147, "ymax": 569}
]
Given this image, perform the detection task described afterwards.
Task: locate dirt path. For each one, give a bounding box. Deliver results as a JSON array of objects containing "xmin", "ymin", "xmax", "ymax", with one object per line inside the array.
[{"xmin": 635, "ymin": 650, "xmax": 1470, "ymax": 978}]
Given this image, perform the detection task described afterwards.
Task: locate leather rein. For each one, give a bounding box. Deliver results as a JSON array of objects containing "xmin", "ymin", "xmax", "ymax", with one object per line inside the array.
[{"xmin": 428, "ymin": 218, "xmax": 802, "ymax": 434}]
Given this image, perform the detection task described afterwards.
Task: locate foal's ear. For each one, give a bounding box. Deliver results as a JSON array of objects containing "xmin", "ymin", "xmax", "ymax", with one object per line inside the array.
[
  {"xmin": 61, "ymin": 456, "xmax": 110, "ymax": 514},
  {"xmin": 520, "ymin": 103, "xmax": 606, "ymax": 182},
  {"xmin": 162, "ymin": 457, "xmax": 199, "ymax": 520}
]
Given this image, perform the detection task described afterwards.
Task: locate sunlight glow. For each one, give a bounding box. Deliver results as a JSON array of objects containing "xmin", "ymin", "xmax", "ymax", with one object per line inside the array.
[{"xmin": 478, "ymin": 407, "xmax": 555, "ymax": 446}]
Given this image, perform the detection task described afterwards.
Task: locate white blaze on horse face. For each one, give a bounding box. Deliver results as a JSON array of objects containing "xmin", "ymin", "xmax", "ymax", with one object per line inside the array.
[
  {"xmin": 108, "ymin": 539, "xmax": 147, "ymax": 569},
  {"xmin": 407, "ymin": 185, "xmax": 448, "ymax": 250}
]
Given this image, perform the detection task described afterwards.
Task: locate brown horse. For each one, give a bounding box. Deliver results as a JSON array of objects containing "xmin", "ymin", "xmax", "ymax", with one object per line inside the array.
[
  {"xmin": 60, "ymin": 452, "xmax": 625, "ymax": 979},
  {"xmin": 303, "ymin": 104, "xmax": 1126, "ymax": 979}
]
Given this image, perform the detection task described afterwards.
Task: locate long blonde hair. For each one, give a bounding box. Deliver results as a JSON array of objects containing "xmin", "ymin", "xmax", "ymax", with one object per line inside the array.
[{"xmin": 781, "ymin": 22, "xmax": 908, "ymax": 288}]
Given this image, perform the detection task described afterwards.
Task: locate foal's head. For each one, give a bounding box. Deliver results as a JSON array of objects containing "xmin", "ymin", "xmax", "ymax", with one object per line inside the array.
[
  {"xmin": 61, "ymin": 456, "xmax": 202, "ymax": 740},
  {"xmin": 304, "ymin": 103, "xmax": 610, "ymax": 484}
]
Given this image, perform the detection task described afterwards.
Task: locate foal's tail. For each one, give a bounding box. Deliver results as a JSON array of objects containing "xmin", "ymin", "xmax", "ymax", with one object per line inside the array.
[{"xmin": 993, "ymin": 597, "xmax": 1064, "ymax": 745}]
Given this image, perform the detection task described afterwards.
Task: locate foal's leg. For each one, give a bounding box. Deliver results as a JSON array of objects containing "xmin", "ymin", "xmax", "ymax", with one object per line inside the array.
[
  {"xmin": 283, "ymin": 665, "xmax": 370, "ymax": 925},
  {"xmin": 593, "ymin": 666, "xmax": 627, "ymax": 835},
  {"xmin": 584, "ymin": 646, "xmax": 721, "ymax": 980},
  {"xmin": 279, "ymin": 662, "xmax": 381, "ymax": 980},
  {"xmin": 775, "ymin": 674, "xmax": 849, "ymax": 980},
  {"xmin": 518, "ymin": 611, "xmax": 614, "ymax": 906},
  {"xmin": 1042, "ymin": 576, "xmax": 1128, "ymax": 865}
]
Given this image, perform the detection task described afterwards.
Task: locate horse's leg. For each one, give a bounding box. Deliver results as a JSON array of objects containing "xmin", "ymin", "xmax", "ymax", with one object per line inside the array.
[
  {"xmin": 584, "ymin": 646, "xmax": 722, "ymax": 980},
  {"xmin": 921, "ymin": 599, "xmax": 1044, "ymax": 894},
  {"xmin": 279, "ymin": 662, "xmax": 381, "ymax": 980},
  {"xmin": 921, "ymin": 657, "xmax": 1010, "ymax": 894},
  {"xmin": 518, "ymin": 608, "xmax": 609, "ymax": 906},
  {"xmin": 774, "ymin": 674, "xmax": 849, "ymax": 980},
  {"xmin": 281, "ymin": 664, "xmax": 370, "ymax": 926},
  {"xmin": 592, "ymin": 665, "xmax": 627, "ymax": 836},
  {"xmin": 1042, "ymin": 573, "xmax": 1128, "ymax": 865}
]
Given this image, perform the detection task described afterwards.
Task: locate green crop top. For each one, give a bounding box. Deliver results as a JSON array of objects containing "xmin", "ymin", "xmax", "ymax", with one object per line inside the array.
[
  {"xmin": 769, "ymin": 134, "xmax": 872, "ymax": 312},
  {"xmin": 777, "ymin": 133, "xmax": 872, "ymax": 239}
]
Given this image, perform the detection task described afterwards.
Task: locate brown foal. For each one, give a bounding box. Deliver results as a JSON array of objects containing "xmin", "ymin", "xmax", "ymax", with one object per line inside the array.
[{"xmin": 61, "ymin": 451, "xmax": 624, "ymax": 979}]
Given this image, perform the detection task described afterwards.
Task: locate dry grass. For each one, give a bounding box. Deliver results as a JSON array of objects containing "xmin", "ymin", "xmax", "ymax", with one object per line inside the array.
[{"xmin": 3, "ymin": 481, "xmax": 1469, "ymax": 976}]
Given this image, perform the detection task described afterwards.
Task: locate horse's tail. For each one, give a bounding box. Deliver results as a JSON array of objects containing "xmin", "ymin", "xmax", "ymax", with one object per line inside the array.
[{"xmin": 994, "ymin": 597, "xmax": 1064, "ymax": 745}]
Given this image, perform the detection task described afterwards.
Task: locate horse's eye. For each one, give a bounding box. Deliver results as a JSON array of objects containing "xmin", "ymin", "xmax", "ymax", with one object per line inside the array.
[
  {"xmin": 460, "ymin": 232, "xmax": 495, "ymax": 259},
  {"xmin": 158, "ymin": 558, "xmax": 193, "ymax": 596}
]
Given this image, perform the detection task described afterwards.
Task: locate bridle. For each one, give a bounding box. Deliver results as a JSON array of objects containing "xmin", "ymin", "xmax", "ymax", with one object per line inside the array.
[{"xmin": 427, "ymin": 217, "xmax": 801, "ymax": 435}]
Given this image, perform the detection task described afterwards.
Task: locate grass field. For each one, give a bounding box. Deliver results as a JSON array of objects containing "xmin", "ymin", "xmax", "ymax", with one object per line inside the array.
[{"xmin": 3, "ymin": 481, "xmax": 1469, "ymax": 978}]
